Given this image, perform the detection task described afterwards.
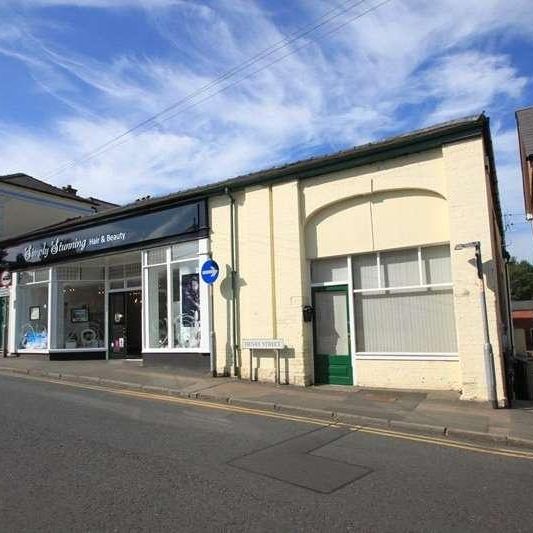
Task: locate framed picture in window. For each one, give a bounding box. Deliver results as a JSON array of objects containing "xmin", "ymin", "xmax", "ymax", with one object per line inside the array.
[
  {"xmin": 71, "ymin": 307, "xmax": 89, "ymax": 323},
  {"xmin": 29, "ymin": 306, "xmax": 40, "ymax": 321}
]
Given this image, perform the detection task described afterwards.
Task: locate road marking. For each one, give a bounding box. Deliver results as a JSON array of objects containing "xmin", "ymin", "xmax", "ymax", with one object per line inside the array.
[{"xmin": 3, "ymin": 370, "xmax": 533, "ymax": 461}]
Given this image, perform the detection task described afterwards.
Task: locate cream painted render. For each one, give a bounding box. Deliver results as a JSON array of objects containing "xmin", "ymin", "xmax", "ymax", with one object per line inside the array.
[
  {"xmin": 209, "ymin": 135, "xmax": 509, "ymax": 402},
  {"xmin": 0, "ymin": 182, "xmax": 98, "ymax": 239}
]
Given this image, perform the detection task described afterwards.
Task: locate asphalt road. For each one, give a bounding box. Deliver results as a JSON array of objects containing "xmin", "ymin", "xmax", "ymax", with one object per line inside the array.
[{"xmin": 1, "ymin": 374, "xmax": 533, "ymax": 533}]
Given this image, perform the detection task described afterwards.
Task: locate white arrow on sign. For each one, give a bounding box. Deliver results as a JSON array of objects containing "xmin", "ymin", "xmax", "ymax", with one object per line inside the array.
[{"xmin": 202, "ymin": 267, "xmax": 218, "ymax": 276}]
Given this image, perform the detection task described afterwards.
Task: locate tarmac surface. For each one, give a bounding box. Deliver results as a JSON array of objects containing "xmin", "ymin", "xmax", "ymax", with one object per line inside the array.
[
  {"xmin": 1, "ymin": 357, "xmax": 533, "ymax": 448},
  {"xmin": 2, "ymin": 372, "xmax": 533, "ymax": 532}
]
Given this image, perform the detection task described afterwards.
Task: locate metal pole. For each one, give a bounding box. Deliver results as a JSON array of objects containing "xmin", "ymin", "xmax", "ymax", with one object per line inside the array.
[
  {"xmin": 475, "ymin": 245, "xmax": 499, "ymax": 409},
  {"xmin": 2, "ymin": 297, "xmax": 7, "ymax": 357},
  {"xmin": 503, "ymin": 257, "xmax": 515, "ymax": 405},
  {"xmin": 249, "ymin": 348, "xmax": 253, "ymax": 381},
  {"xmin": 276, "ymin": 349, "xmax": 280, "ymax": 385},
  {"xmin": 209, "ymin": 283, "xmax": 216, "ymax": 376},
  {"xmin": 225, "ymin": 187, "xmax": 239, "ymax": 378}
]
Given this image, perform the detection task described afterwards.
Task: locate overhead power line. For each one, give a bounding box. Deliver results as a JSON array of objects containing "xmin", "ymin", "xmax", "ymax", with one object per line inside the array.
[{"xmin": 44, "ymin": 0, "xmax": 392, "ymax": 180}]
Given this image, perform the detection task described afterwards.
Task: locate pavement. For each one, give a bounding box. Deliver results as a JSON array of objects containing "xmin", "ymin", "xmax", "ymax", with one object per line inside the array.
[{"xmin": 1, "ymin": 356, "xmax": 533, "ymax": 450}]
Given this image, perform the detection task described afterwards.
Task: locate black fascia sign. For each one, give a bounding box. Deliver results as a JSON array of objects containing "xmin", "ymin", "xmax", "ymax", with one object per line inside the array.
[{"xmin": 0, "ymin": 200, "xmax": 207, "ymax": 269}]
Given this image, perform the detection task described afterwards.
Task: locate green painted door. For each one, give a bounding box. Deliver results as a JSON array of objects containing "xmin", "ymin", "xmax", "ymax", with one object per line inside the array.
[{"xmin": 312, "ymin": 285, "xmax": 353, "ymax": 385}]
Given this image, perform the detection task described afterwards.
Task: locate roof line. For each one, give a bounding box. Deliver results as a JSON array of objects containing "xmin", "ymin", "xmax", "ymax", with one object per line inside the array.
[
  {"xmin": 0, "ymin": 173, "xmax": 115, "ymax": 207},
  {"xmin": 0, "ymin": 114, "xmax": 488, "ymax": 246}
]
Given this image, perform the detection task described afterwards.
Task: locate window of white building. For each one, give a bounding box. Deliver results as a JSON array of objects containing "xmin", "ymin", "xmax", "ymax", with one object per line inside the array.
[
  {"xmin": 53, "ymin": 265, "xmax": 105, "ymax": 349},
  {"xmin": 16, "ymin": 269, "xmax": 50, "ymax": 350},
  {"xmin": 143, "ymin": 240, "xmax": 207, "ymax": 352},
  {"xmin": 311, "ymin": 244, "xmax": 458, "ymax": 358}
]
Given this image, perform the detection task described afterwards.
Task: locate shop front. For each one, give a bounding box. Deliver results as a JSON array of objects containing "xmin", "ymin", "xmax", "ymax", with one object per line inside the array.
[{"xmin": 1, "ymin": 200, "xmax": 211, "ymax": 366}]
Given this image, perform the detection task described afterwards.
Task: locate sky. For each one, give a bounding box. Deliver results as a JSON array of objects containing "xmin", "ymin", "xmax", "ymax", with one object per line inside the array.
[{"xmin": 0, "ymin": 0, "xmax": 532, "ymax": 259}]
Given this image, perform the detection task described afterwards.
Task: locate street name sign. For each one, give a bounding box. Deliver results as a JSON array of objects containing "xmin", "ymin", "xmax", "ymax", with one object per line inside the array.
[{"xmin": 242, "ymin": 338, "xmax": 285, "ymax": 350}]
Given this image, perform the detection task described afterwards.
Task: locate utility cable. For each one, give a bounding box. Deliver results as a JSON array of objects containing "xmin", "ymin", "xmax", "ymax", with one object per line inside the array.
[{"xmin": 44, "ymin": 0, "xmax": 391, "ymax": 179}]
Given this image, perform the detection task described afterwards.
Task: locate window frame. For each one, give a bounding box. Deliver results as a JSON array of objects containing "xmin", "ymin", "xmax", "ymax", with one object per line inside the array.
[
  {"xmin": 14, "ymin": 268, "xmax": 52, "ymax": 352},
  {"xmin": 142, "ymin": 239, "xmax": 209, "ymax": 354},
  {"xmin": 310, "ymin": 244, "xmax": 458, "ymax": 361}
]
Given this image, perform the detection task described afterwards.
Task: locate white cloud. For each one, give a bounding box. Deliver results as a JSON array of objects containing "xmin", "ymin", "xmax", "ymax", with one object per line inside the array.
[
  {"xmin": 6, "ymin": 0, "xmax": 184, "ymax": 8},
  {"xmin": 419, "ymin": 52, "xmax": 527, "ymax": 124}
]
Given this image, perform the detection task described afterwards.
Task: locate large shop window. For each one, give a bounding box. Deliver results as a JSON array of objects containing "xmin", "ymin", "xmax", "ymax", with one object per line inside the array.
[
  {"xmin": 311, "ymin": 245, "xmax": 458, "ymax": 357},
  {"xmin": 143, "ymin": 241, "xmax": 203, "ymax": 351},
  {"xmin": 16, "ymin": 269, "xmax": 50, "ymax": 350},
  {"xmin": 53, "ymin": 265, "xmax": 105, "ymax": 349},
  {"xmin": 353, "ymin": 245, "xmax": 457, "ymax": 354},
  {"xmin": 147, "ymin": 264, "xmax": 168, "ymax": 348}
]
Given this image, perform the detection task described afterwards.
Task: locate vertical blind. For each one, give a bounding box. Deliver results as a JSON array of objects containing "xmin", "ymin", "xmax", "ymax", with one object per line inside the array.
[{"xmin": 312, "ymin": 245, "xmax": 458, "ymax": 355}]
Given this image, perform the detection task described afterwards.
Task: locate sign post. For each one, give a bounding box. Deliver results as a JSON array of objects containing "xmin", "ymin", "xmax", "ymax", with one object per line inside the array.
[
  {"xmin": 200, "ymin": 259, "xmax": 219, "ymax": 376},
  {"xmin": 242, "ymin": 338, "xmax": 285, "ymax": 384}
]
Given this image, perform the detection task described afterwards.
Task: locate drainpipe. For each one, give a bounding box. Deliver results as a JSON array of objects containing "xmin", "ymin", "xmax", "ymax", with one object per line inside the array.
[
  {"xmin": 503, "ymin": 252, "xmax": 515, "ymax": 405},
  {"xmin": 503, "ymin": 254, "xmax": 515, "ymax": 357},
  {"xmin": 225, "ymin": 187, "xmax": 239, "ymax": 377}
]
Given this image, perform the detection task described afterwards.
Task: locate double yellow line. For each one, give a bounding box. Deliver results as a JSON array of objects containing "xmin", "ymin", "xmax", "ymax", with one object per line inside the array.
[{"xmin": 5, "ymin": 371, "xmax": 533, "ymax": 461}]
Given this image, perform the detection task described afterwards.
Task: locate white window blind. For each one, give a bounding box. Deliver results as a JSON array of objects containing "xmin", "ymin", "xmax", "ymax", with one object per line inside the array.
[
  {"xmin": 380, "ymin": 248, "xmax": 419, "ymax": 287},
  {"xmin": 355, "ymin": 288, "xmax": 457, "ymax": 352},
  {"xmin": 352, "ymin": 253, "xmax": 378, "ymax": 290},
  {"xmin": 351, "ymin": 244, "xmax": 457, "ymax": 355},
  {"xmin": 422, "ymin": 245, "xmax": 452, "ymax": 284},
  {"xmin": 311, "ymin": 257, "xmax": 348, "ymax": 284}
]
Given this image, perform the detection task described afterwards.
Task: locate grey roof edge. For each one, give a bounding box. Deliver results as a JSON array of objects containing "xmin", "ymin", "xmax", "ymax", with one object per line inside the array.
[
  {"xmin": 0, "ymin": 172, "xmax": 117, "ymax": 209},
  {"xmin": 0, "ymin": 114, "xmax": 492, "ymax": 247}
]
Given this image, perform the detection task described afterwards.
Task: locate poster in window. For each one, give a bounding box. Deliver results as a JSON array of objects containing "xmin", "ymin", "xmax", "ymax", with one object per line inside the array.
[{"xmin": 181, "ymin": 273, "xmax": 200, "ymax": 325}]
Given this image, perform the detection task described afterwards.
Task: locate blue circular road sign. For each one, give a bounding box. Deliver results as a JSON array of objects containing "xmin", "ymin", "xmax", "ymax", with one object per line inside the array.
[{"xmin": 201, "ymin": 259, "xmax": 220, "ymax": 284}]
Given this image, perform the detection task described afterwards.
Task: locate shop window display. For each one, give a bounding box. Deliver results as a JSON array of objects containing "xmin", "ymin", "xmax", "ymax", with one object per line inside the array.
[
  {"xmin": 171, "ymin": 260, "xmax": 200, "ymax": 348},
  {"xmin": 53, "ymin": 265, "xmax": 105, "ymax": 349},
  {"xmin": 16, "ymin": 270, "xmax": 49, "ymax": 350},
  {"xmin": 147, "ymin": 264, "xmax": 168, "ymax": 348},
  {"xmin": 144, "ymin": 241, "xmax": 203, "ymax": 351},
  {"xmin": 55, "ymin": 283, "xmax": 105, "ymax": 349}
]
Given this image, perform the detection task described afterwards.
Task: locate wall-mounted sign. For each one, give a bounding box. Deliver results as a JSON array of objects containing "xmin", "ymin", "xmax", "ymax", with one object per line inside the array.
[
  {"xmin": 201, "ymin": 259, "xmax": 219, "ymax": 284},
  {"xmin": 242, "ymin": 338, "xmax": 285, "ymax": 350},
  {"xmin": 0, "ymin": 201, "xmax": 207, "ymax": 269}
]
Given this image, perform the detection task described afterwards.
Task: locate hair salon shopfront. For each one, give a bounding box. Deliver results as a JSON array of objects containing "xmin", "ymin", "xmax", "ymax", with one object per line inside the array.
[{"xmin": 0, "ymin": 200, "xmax": 212, "ymax": 366}]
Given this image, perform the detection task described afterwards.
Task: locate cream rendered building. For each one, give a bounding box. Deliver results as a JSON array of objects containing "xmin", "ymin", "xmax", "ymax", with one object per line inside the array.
[
  {"xmin": 0, "ymin": 115, "xmax": 511, "ymax": 403},
  {"xmin": 210, "ymin": 114, "xmax": 511, "ymax": 403}
]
